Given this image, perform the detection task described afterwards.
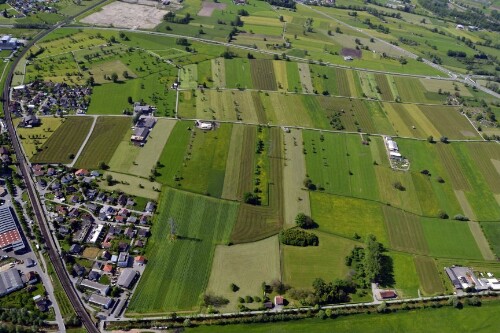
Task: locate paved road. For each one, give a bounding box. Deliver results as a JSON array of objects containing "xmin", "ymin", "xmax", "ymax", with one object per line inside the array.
[{"xmin": 2, "ymin": 2, "xmax": 108, "ymax": 333}]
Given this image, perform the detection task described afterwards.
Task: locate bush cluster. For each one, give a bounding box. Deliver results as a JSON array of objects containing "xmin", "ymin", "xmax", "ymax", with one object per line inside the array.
[{"xmin": 279, "ymin": 229, "xmax": 318, "ymax": 246}]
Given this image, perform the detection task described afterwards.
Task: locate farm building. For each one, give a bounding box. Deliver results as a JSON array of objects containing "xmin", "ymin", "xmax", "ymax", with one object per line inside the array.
[
  {"xmin": 20, "ymin": 114, "xmax": 40, "ymax": 128},
  {"xmin": 377, "ymin": 290, "xmax": 397, "ymax": 300},
  {"xmin": 0, "ymin": 268, "xmax": 24, "ymax": 296},
  {"xmin": 195, "ymin": 120, "xmax": 214, "ymax": 130},
  {"xmin": 131, "ymin": 127, "xmax": 150, "ymax": 142},
  {"xmin": 445, "ymin": 266, "xmax": 489, "ymax": 291},
  {"xmin": 117, "ymin": 268, "xmax": 139, "ymax": 289},
  {"xmin": 0, "ymin": 206, "xmax": 25, "ymax": 252},
  {"xmin": 89, "ymin": 294, "xmax": 114, "ymax": 309},
  {"xmin": 274, "ymin": 295, "xmax": 284, "ymax": 306},
  {"xmin": 0, "ymin": 35, "xmax": 19, "ymax": 50}
]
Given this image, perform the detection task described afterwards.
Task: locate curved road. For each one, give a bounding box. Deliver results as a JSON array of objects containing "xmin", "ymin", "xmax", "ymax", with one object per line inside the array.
[{"xmin": 2, "ymin": 4, "xmax": 108, "ymax": 333}]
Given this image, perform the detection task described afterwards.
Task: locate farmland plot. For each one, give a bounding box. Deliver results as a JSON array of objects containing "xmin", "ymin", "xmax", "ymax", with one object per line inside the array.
[
  {"xmin": 75, "ymin": 116, "xmax": 130, "ymax": 169},
  {"xmin": 383, "ymin": 206, "xmax": 428, "ymax": 255},
  {"xmin": 127, "ymin": 188, "xmax": 238, "ymax": 314},
  {"xmin": 374, "ymin": 74, "xmax": 394, "ymax": 101},
  {"xmin": 225, "ymin": 58, "xmax": 253, "ymax": 89},
  {"xmin": 414, "ymin": 256, "xmax": 445, "ymax": 295},
  {"xmin": 230, "ymin": 127, "xmax": 284, "ymax": 243},
  {"xmin": 250, "ymin": 59, "xmax": 278, "ymax": 91},
  {"xmin": 16, "ymin": 118, "xmax": 63, "ymax": 158},
  {"xmin": 211, "ymin": 57, "xmax": 226, "ymax": 88},
  {"xmin": 31, "ymin": 117, "xmax": 93, "ymax": 164},
  {"xmin": 283, "ymin": 232, "xmax": 357, "ymax": 289},
  {"xmin": 297, "ymin": 62, "xmax": 313, "ymax": 93},
  {"xmin": 391, "ymin": 252, "xmax": 420, "ymax": 298},
  {"xmin": 282, "ymin": 129, "xmax": 311, "ymax": 228},
  {"xmin": 206, "ymin": 236, "xmax": 280, "ymax": 312},
  {"xmin": 311, "ymin": 192, "xmax": 387, "ymax": 244},
  {"xmin": 419, "ymin": 105, "xmax": 480, "ymax": 140}
]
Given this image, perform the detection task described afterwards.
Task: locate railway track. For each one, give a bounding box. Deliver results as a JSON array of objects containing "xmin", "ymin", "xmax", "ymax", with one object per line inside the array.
[{"xmin": 2, "ymin": 4, "xmax": 108, "ymax": 332}]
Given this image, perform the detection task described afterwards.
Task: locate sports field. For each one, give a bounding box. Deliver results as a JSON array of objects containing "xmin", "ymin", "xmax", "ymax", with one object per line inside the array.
[
  {"xmin": 75, "ymin": 116, "xmax": 131, "ymax": 169},
  {"xmin": 31, "ymin": 116, "xmax": 93, "ymax": 164},
  {"xmin": 127, "ymin": 188, "xmax": 239, "ymax": 314}
]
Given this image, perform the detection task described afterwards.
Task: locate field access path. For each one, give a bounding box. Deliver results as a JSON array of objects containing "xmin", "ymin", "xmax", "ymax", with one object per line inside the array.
[{"xmin": 67, "ymin": 115, "xmax": 98, "ymax": 168}]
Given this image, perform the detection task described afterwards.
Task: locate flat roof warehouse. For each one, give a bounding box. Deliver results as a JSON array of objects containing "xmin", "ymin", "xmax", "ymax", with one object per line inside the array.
[{"xmin": 0, "ymin": 206, "xmax": 25, "ymax": 252}]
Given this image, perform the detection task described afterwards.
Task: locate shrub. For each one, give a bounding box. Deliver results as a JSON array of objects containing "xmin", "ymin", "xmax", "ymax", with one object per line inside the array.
[
  {"xmin": 438, "ymin": 210, "xmax": 449, "ymax": 219},
  {"xmin": 279, "ymin": 229, "xmax": 319, "ymax": 246},
  {"xmin": 245, "ymin": 296, "xmax": 254, "ymax": 303},
  {"xmin": 436, "ymin": 176, "xmax": 445, "ymax": 183},
  {"xmin": 230, "ymin": 283, "xmax": 239, "ymax": 292},
  {"xmin": 393, "ymin": 181, "xmax": 405, "ymax": 191},
  {"xmin": 243, "ymin": 192, "xmax": 261, "ymax": 205},
  {"xmin": 295, "ymin": 213, "xmax": 316, "ymax": 229},
  {"xmin": 453, "ymin": 214, "xmax": 469, "ymax": 221}
]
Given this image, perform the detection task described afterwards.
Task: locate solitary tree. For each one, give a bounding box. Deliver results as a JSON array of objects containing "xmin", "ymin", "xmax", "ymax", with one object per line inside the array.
[{"xmin": 111, "ymin": 72, "xmax": 119, "ymax": 83}]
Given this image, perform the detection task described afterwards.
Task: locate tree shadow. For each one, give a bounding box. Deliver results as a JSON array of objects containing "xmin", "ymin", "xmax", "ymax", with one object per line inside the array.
[
  {"xmin": 178, "ymin": 235, "xmax": 202, "ymax": 242},
  {"xmin": 378, "ymin": 254, "xmax": 395, "ymax": 287}
]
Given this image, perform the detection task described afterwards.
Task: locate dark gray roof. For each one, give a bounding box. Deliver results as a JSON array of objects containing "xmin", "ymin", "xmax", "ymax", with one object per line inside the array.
[
  {"xmin": 117, "ymin": 268, "xmax": 138, "ymax": 289},
  {"xmin": 0, "ymin": 268, "xmax": 24, "ymax": 296}
]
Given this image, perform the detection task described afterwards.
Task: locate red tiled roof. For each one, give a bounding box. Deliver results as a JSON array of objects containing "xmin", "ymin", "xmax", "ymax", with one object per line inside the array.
[{"xmin": 0, "ymin": 229, "xmax": 22, "ymax": 248}]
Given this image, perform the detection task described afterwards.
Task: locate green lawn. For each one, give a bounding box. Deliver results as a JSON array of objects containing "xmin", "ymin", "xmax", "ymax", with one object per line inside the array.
[
  {"xmin": 127, "ymin": 187, "xmax": 239, "ymax": 314},
  {"xmin": 390, "ymin": 252, "xmax": 420, "ymax": 298},
  {"xmin": 480, "ymin": 222, "xmax": 500, "ymax": 258}
]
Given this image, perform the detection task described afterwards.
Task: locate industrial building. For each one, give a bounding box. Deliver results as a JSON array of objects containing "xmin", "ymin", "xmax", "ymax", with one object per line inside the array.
[
  {"xmin": 0, "ymin": 268, "xmax": 24, "ymax": 296},
  {"xmin": 0, "ymin": 206, "xmax": 25, "ymax": 252},
  {"xmin": 117, "ymin": 268, "xmax": 139, "ymax": 289}
]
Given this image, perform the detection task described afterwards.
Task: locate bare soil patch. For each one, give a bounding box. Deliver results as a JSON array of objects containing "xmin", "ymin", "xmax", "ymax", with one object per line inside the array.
[
  {"xmin": 80, "ymin": 2, "xmax": 168, "ymax": 29},
  {"xmin": 198, "ymin": 1, "xmax": 226, "ymax": 17},
  {"xmin": 341, "ymin": 48, "xmax": 362, "ymax": 59}
]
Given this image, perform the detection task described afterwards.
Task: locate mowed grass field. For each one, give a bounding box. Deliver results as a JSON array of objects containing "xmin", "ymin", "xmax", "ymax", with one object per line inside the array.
[
  {"xmin": 16, "ymin": 117, "xmax": 63, "ymax": 158},
  {"xmin": 31, "ymin": 116, "xmax": 93, "ymax": 164},
  {"xmin": 109, "ymin": 119, "xmax": 176, "ymax": 177},
  {"xmin": 206, "ymin": 236, "xmax": 280, "ymax": 311},
  {"xmin": 159, "ymin": 124, "xmax": 232, "ymax": 198},
  {"xmin": 186, "ymin": 301, "xmax": 500, "ymax": 332},
  {"xmin": 303, "ymin": 131, "xmax": 379, "ymax": 201},
  {"xmin": 75, "ymin": 116, "xmax": 131, "ymax": 169},
  {"xmin": 282, "ymin": 232, "xmax": 358, "ymax": 289},
  {"xmin": 127, "ymin": 188, "xmax": 239, "ymax": 314},
  {"xmin": 390, "ymin": 252, "xmax": 420, "ymax": 298},
  {"xmin": 414, "ymin": 256, "xmax": 445, "ymax": 295},
  {"xmin": 310, "ymin": 192, "xmax": 387, "ymax": 244}
]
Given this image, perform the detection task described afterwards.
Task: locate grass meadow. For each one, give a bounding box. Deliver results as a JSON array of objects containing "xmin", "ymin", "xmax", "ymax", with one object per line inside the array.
[
  {"xmin": 206, "ymin": 236, "xmax": 281, "ymax": 312},
  {"xmin": 282, "ymin": 231, "xmax": 358, "ymax": 289},
  {"xmin": 127, "ymin": 188, "xmax": 239, "ymax": 314}
]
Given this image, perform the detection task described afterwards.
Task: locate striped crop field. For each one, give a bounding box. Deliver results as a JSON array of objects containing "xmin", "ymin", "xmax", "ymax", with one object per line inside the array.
[
  {"xmin": 31, "ymin": 116, "xmax": 93, "ymax": 164},
  {"xmin": 127, "ymin": 188, "xmax": 239, "ymax": 314},
  {"xmin": 250, "ymin": 59, "xmax": 278, "ymax": 91},
  {"xmin": 374, "ymin": 74, "xmax": 394, "ymax": 101},
  {"xmin": 75, "ymin": 116, "xmax": 130, "ymax": 169},
  {"xmin": 383, "ymin": 206, "xmax": 428, "ymax": 255},
  {"xmin": 414, "ymin": 256, "xmax": 445, "ymax": 295}
]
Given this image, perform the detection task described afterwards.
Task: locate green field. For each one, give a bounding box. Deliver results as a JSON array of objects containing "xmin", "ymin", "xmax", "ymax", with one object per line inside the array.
[
  {"xmin": 186, "ymin": 301, "xmax": 500, "ymax": 332},
  {"xmin": 421, "ymin": 218, "xmax": 482, "ymax": 259},
  {"xmin": 16, "ymin": 117, "xmax": 63, "ymax": 158},
  {"xmin": 206, "ymin": 236, "xmax": 281, "ymax": 311},
  {"xmin": 127, "ymin": 188, "xmax": 239, "ymax": 314},
  {"xmin": 75, "ymin": 116, "xmax": 131, "ymax": 169},
  {"xmin": 310, "ymin": 192, "xmax": 387, "ymax": 244},
  {"xmin": 390, "ymin": 252, "xmax": 420, "ymax": 298},
  {"xmin": 31, "ymin": 116, "xmax": 93, "ymax": 164},
  {"xmin": 283, "ymin": 232, "xmax": 358, "ymax": 289}
]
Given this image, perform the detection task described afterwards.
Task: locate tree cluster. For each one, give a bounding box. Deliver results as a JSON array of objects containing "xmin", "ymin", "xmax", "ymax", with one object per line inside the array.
[
  {"xmin": 163, "ymin": 12, "xmax": 192, "ymax": 24},
  {"xmin": 295, "ymin": 213, "xmax": 316, "ymax": 229},
  {"xmin": 262, "ymin": 0, "xmax": 296, "ymax": 9},
  {"xmin": 279, "ymin": 229, "xmax": 319, "ymax": 246},
  {"xmin": 312, "ymin": 278, "xmax": 355, "ymax": 305}
]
